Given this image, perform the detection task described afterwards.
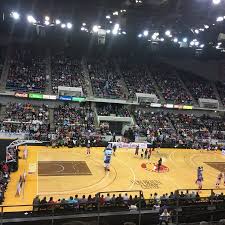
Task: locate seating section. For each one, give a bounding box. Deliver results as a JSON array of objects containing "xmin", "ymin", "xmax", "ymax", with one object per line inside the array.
[
  {"xmin": 97, "ymin": 104, "xmax": 130, "ymax": 117},
  {"xmin": 0, "ymin": 47, "xmax": 5, "ymax": 78},
  {"xmin": 151, "ymin": 64, "xmax": 193, "ymax": 104},
  {"xmin": 135, "ymin": 110, "xmax": 174, "ymax": 134},
  {"xmin": 51, "ymin": 54, "xmax": 84, "ymax": 94},
  {"xmin": 0, "ymin": 103, "xmax": 50, "ymax": 140},
  {"xmin": 180, "ymin": 72, "xmax": 216, "ymax": 100},
  {"xmin": 121, "ymin": 62, "xmax": 157, "ymax": 99},
  {"xmin": 32, "ymin": 190, "xmax": 225, "ymax": 213},
  {"xmin": 88, "ymin": 59, "xmax": 123, "ymax": 98},
  {"xmin": 6, "ymin": 48, "xmax": 46, "ymax": 92},
  {"xmin": 53, "ymin": 105, "xmax": 95, "ymax": 142},
  {"xmin": 216, "ymin": 82, "xmax": 225, "ymax": 106}
]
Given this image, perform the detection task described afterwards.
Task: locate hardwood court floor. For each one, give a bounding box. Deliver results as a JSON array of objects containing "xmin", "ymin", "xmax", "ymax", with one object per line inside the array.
[{"xmin": 2, "ymin": 146, "xmax": 225, "ymax": 212}]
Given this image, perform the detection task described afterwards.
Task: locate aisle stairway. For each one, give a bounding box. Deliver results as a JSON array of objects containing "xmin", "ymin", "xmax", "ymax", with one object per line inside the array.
[
  {"xmin": 44, "ymin": 48, "xmax": 52, "ymax": 94},
  {"xmin": 114, "ymin": 60, "xmax": 130, "ymax": 99},
  {"xmin": 212, "ymin": 82, "xmax": 223, "ymax": 109},
  {"xmin": 0, "ymin": 46, "xmax": 11, "ymax": 91},
  {"xmin": 81, "ymin": 57, "xmax": 93, "ymax": 97},
  {"xmin": 145, "ymin": 65, "xmax": 165, "ymax": 103},
  {"xmin": 49, "ymin": 108, "xmax": 55, "ymax": 132},
  {"xmin": 176, "ymin": 72, "xmax": 198, "ymax": 106}
]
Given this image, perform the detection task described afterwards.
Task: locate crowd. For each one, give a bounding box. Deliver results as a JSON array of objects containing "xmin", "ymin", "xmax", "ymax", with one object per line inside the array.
[
  {"xmin": 88, "ymin": 59, "xmax": 123, "ymax": 98},
  {"xmin": 134, "ymin": 109, "xmax": 225, "ymax": 148},
  {"xmin": 32, "ymin": 190, "xmax": 225, "ymax": 212},
  {"xmin": 97, "ymin": 104, "xmax": 130, "ymax": 117},
  {"xmin": 51, "ymin": 55, "xmax": 84, "ymax": 94},
  {"xmin": 217, "ymin": 82, "xmax": 225, "ymax": 106},
  {"xmin": 0, "ymin": 162, "xmax": 10, "ymax": 204},
  {"xmin": 121, "ymin": 62, "xmax": 157, "ymax": 99},
  {"xmin": 0, "ymin": 47, "xmax": 5, "ymax": 77},
  {"xmin": 52, "ymin": 105, "xmax": 97, "ymax": 146},
  {"xmin": 180, "ymin": 72, "xmax": 216, "ymax": 100},
  {"xmin": 0, "ymin": 103, "xmax": 50, "ymax": 140},
  {"xmin": 151, "ymin": 65, "xmax": 193, "ymax": 104},
  {"xmin": 6, "ymin": 48, "xmax": 46, "ymax": 92}
]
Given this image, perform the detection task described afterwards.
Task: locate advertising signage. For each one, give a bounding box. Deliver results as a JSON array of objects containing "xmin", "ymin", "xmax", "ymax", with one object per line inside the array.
[
  {"xmin": 72, "ymin": 97, "xmax": 86, "ymax": 102},
  {"xmin": 59, "ymin": 95, "xmax": 72, "ymax": 101},
  {"xmin": 28, "ymin": 93, "xmax": 43, "ymax": 99}
]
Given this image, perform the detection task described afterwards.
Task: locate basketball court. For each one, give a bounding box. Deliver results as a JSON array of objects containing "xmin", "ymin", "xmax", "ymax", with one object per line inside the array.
[{"xmin": 2, "ymin": 146, "xmax": 225, "ymax": 212}]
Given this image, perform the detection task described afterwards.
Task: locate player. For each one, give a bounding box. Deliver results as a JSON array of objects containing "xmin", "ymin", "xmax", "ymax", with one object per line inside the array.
[
  {"xmin": 112, "ymin": 144, "xmax": 117, "ymax": 156},
  {"xmin": 224, "ymin": 172, "xmax": 225, "ymax": 186},
  {"xmin": 86, "ymin": 140, "xmax": 91, "ymax": 155},
  {"xmin": 196, "ymin": 167, "xmax": 203, "ymax": 190},
  {"xmin": 23, "ymin": 144, "xmax": 28, "ymax": 159},
  {"xmin": 135, "ymin": 145, "xmax": 139, "ymax": 156},
  {"xmin": 144, "ymin": 149, "xmax": 148, "ymax": 159},
  {"xmin": 157, "ymin": 158, "xmax": 162, "ymax": 172},
  {"xmin": 104, "ymin": 145, "xmax": 113, "ymax": 171},
  {"xmin": 216, "ymin": 172, "xmax": 223, "ymax": 188},
  {"xmin": 147, "ymin": 148, "xmax": 152, "ymax": 160}
]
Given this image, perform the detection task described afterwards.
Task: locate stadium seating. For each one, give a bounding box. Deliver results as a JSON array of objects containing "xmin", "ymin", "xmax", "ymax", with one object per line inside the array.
[
  {"xmin": 180, "ymin": 72, "xmax": 216, "ymax": 100},
  {"xmin": 151, "ymin": 64, "xmax": 193, "ymax": 104},
  {"xmin": 51, "ymin": 54, "xmax": 84, "ymax": 94},
  {"xmin": 88, "ymin": 59, "xmax": 124, "ymax": 98},
  {"xmin": 121, "ymin": 62, "xmax": 158, "ymax": 99},
  {"xmin": 6, "ymin": 48, "xmax": 46, "ymax": 92},
  {"xmin": 1, "ymin": 103, "xmax": 50, "ymax": 140}
]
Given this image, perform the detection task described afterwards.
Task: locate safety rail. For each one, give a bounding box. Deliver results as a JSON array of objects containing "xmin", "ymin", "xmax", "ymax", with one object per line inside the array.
[{"xmin": 0, "ymin": 189, "xmax": 224, "ymax": 225}]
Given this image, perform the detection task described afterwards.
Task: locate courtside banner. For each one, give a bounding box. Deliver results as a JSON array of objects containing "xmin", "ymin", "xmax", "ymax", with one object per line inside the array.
[
  {"xmin": 15, "ymin": 92, "xmax": 28, "ymax": 98},
  {"xmin": 43, "ymin": 94, "xmax": 57, "ymax": 100},
  {"xmin": 109, "ymin": 142, "xmax": 149, "ymax": 149},
  {"xmin": 29, "ymin": 93, "xmax": 43, "ymax": 99},
  {"xmin": 59, "ymin": 95, "xmax": 72, "ymax": 101}
]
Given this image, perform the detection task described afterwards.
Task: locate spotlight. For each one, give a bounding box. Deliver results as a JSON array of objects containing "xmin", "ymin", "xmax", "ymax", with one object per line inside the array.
[
  {"xmin": 10, "ymin": 11, "xmax": 20, "ymax": 20},
  {"xmin": 173, "ymin": 38, "xmax": 178, "ymax": 43},
  {"xmin": 143, "ymin": 30, "xmax": 149, "ymax": 36},
  {"xmin": 109, "ymin": 21, "xmax": 112, "ymax": 24},
  {"xmin": 216, "ymin": 16, "xmax": 223, "ymax": 22},
  {"xmin": 190, "ymin": 41, "xmax": 194, "ymax": 46},
  {"xmin": 106, "ymin": 30, "xmax": 111, "ymax": 34},
  {"xmin": 195, "ymin": 29, "xmax": 199, "ymax": 34},
  {"xmin": 61, "ymin": 23, "xmax": 66, "ymax": 28},
  {"xmin": 165, "ymin": 30, "xmax": 171, "ymax": 36},
  {"xmin": 56, "ymin": 19, "xmax": 61, "ymax": 25},
  {"xmin": 113, "ymin": 11, "xmax": 118, "ymax": 16},
  {"xmin": 204, "ymin": 25, "xmax": 209, "ymax": 29},
  {"xmin": 93, "ymin": 25, "xmax": 99, "ymax": 33},
  {"xmin": 67, "ymin": 22, "xmax": 72, "ymax": 29},
  {"xmin": 195, "ymin": 41, "xmax": 199, "ymax": 46},
  {"xmin": 138, "ymin": 34, "xmax": 142, "ymax": 38},
  {"xmin": 183, "ymin": 38, "xmax": 188, "ymax": 43},
  {"xmin": 152, "ymin": 34, "xmax": 157, "ymax": 40},
  {"xmin": 160, "ymin": 38, "xmax": 165, "ymax": 42},
  {"xmin": 27, "ymin": 15, "xmax": 36, "ymax": 24},
  {"xmin": 200, "ymin": 44, "xmax": 205, "ymax": 48},
  {"xmin": 45, "ymin": 16, "xmax": 50, "ymax": 21},
  {"xmin": 122, "ymin": 31, "xmax": 126, "ymax": 34},
  {"xmin": 112, "ymin": 29, "xmax": 118, "ymax": 35},
  {"xmin": 114, "ymin": 24, "xmax": 120, "ymax": 30},
  {"xmin": 106, "ymin": 15, "xmax": 110, "ymax": 19},
  {"xmin": 213, "ymin": 0, "xmax": 221, "ymax": 4},
  {"xmin": 82, "ymin": 23, "xmax": 86, "ymax": 26},
  {"xmin": 44, "ymin": 20, "xmax": 50, "ymax": 25}
]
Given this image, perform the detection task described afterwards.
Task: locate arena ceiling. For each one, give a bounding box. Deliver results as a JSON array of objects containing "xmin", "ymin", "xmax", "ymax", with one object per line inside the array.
[{"xmin": 1, "ymin": 0, "xmax": 225, "ymax": 28}]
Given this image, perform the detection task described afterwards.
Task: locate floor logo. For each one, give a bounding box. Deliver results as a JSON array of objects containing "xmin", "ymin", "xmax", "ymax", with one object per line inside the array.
[
  {"xmin": 141, "ymin": 162, "xmax": 169, "ymax": 173},
  {"xmin": 131, "ymin": 180, "xmax": 161, "ymax": 189}
]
